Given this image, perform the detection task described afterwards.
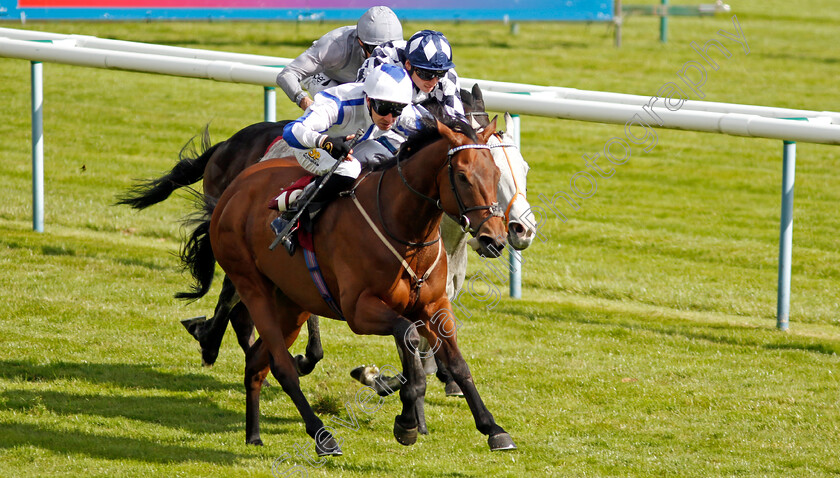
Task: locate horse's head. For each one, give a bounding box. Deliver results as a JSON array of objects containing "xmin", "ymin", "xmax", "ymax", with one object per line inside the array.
[
  {"xmin": 487, "ymin": 113, "xmax": 536, "ymax": 251},
  {"xmin": 436, "ymin": 118, "xmax": 507, "ymax": 258}
]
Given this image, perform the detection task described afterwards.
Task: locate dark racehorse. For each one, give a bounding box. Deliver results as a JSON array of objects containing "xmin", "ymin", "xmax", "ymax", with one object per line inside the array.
[
  {"xmin": 116, "ymin": 120, "xmax": 299, "ymax": 368},
  {"xmin": 177, "ymin": 115, "xmax": 516, "ymax": 452}
]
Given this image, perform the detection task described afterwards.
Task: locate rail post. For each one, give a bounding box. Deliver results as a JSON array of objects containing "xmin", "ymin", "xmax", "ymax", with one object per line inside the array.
[
  {"xmin": 31, "ymin": 61, "xmax": 44, "ymax": 233},
  {"xmin": 264, "ymin": 86, "xmax": 276, "ymax": 122},
  {"xmin": 509, "ymin": 114, "xmax": 522, "ymax": 299},
  {"xmin": 776, "ymin": 140, "xmax": 795, "ymax": 331}
]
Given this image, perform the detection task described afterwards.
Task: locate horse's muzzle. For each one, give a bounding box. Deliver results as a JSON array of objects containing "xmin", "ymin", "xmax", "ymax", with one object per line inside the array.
[
  {"xmin": 467, "ymin": 234, "xmax": 506, "ymax": 259},
  {"xmin": 507, "ymin": 220, "xmax": 536, "ymax": 251}
]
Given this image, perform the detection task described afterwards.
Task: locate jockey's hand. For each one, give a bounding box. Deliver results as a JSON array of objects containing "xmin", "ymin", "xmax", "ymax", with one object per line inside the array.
[
  {"xmin": 321, "ymin": 135, "xmax": 354, "ymax": 160},
  {"xmin": 298, "ymin": 96, "xmax": 314, "ymax": 111}
]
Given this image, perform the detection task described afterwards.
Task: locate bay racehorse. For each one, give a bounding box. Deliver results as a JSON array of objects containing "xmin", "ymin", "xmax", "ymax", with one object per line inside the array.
[
  {"xmin": 117, "ymin": 85, "xmax": 536, "ymax": 376},
  {"xmin": 177, "ymin": 115, "xmax": 516, "ymax": 452}
]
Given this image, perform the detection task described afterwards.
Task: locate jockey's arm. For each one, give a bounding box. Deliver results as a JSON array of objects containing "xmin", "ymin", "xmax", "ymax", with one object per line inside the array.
[
  {"xmin": 440, "ymin": 71, "xmax": 467, "ymax": 120},
  {"xmin": 282, "ymin": 95, "xmax": 341, "ymax": 150},
  {"xmin": 277, "ymin": 51, "xmax": 324, "ymax": 108},
  {"xmin": 356, "ymin": 41, "xmax": 404, "ymax": 82},
  {"xmin": 277, "ymin": 28, "xmax": 349, "ymax": 108}
]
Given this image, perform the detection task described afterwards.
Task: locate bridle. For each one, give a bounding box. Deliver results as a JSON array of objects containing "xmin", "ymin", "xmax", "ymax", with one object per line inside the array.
[
  {"xmin": 385, "ymin": 141, "xmax": 503, "ymax": 245},
  {"xmin": 487, "ymin": 133, "xmax": 527, "ymax": 225},
  {"xmin": 444, "ymin": 144, "xmax": 504, "ymax": 235}
]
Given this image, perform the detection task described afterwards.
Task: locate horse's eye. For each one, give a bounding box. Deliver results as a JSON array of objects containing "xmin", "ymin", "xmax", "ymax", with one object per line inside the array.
[{"xmin": 457, "ymin": 172, "xmax": 469, "ymax": 183}]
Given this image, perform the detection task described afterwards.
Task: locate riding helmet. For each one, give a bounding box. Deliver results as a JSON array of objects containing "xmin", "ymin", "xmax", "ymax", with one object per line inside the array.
[
  {"xmin": 363, "ymin": 64, "xmax": 413, "ymax": 105},
  {"xmin": 405, "ymin": 30, "xmax": 455, "ymax": 71},
  {"xmin": 356, "ymin": 6, "xmax": 403, "ymax": 46}
]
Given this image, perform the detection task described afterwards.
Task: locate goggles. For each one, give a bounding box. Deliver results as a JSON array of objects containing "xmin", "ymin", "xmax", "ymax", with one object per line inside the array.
[
  {"xmin": 360, "ymin": 41, "xmax": 377, "ymax": 56},
  {"xmin": 414, "ymin": 67, "xmax": 447, "ymax": 81},
  {"xmin": 369, "ymin": 98, "xmax": 407, "ymax": 117}
]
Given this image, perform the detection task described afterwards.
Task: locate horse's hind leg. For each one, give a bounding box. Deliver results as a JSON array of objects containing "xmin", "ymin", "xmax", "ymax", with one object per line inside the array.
[
  {"xmin": 229, "ymin": 301, "xmax": 255, "ymax": 354},
  {"xmin": 181, "ymin": 275, "xmax": 240, "ymax": 366},
  {"xmin": 237, "ymin": 278, "xmax": 341, "ymax": 455},
  {"xmin": 244, "ymin": 337, "xmax": 271, "ymax": 445},
  {"xmin": 293, "ymin": 315, "xmax": 323, "ymax": 376}
]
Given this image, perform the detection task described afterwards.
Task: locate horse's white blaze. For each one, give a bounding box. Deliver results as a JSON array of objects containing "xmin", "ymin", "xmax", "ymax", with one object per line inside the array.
[{"xmin": 488, "ymin": 128, "xmax": 535, "ymax": 251}]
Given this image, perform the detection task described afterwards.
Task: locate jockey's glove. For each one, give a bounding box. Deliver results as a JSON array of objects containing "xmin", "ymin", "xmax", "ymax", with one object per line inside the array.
[{"xmin": 320, "ymin": 135, "xmax": 353, "ymax": 159}]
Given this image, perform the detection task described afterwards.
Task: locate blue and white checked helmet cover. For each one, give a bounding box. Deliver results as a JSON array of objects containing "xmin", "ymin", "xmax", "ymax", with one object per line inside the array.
[{"xmin": 405, "ymin": 30, "xmax": 455, "ymax": 71}]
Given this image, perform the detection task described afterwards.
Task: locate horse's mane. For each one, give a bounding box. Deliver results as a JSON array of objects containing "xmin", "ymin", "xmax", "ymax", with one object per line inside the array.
[{"xmin": 372, "ymin": 114, "xmax": 478, "ymax": 171}]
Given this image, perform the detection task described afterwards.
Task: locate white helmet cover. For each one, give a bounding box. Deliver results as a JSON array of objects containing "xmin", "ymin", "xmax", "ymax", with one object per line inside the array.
[
  {"xmin": 363, "ymin": 64, "xmax": 412, "ymax": 105},
  {"xmin": 356, "ymin": 6, "xmax": 403, "ymax": 45}
]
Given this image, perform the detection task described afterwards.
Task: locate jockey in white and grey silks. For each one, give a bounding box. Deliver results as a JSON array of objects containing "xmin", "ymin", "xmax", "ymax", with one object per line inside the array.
[
  {"xmin": 356, "ymin": 29, "xmax": 465, "ymax": 120},
  {"xmin": 274, "ymin": 64, "xmax": 428, "ymax": 215},
  {"xmin": 275, "ymin": 6, "xmax": 403, "ymax": 111}
]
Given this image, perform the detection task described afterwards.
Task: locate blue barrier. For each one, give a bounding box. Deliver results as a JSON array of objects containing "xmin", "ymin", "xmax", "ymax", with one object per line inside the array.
[{"xmin": 0, "ymin": 1, "xmax": 613, "ymax": 22}]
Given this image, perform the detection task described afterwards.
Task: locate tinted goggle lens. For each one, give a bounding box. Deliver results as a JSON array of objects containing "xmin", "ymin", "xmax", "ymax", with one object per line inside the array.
[
  {"xmin": 415, "ymin": 68, "xmax": 447, "ymax": 81},
  {"xmin": 361, "ymin": 42, "xmax": 377, "ymax": 55},
  {"xmin": 370, "ymin": 98, "xmax": 406, "ymax": 117}
]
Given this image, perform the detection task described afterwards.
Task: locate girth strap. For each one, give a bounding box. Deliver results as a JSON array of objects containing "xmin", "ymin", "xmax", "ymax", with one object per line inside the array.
[
  {"xmin": 303, "ymin": 249, "xmax": 347, "ymax": 321},
  {"xmin": 350, "ymin": 195, "xmax": 443, "ymax": 289}
]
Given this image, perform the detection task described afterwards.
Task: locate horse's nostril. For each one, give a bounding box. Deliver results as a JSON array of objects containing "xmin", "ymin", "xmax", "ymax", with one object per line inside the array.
[
  {"xmin": 509, "ymin": 222, "xmax": 524, "ymax": 235},
  {"xmin": 477, "ymin": 235, "xmax": 505, "ymax": 258}
]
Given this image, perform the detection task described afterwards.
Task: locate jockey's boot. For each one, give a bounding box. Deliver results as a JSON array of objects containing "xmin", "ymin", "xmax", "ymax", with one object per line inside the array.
[
  {"xmin": 270, "ymin": 216, "xmax": 297, "ymax": 256},
  {"xmin": 275, "ymin": 182, "xmax": 314, "ymax": 220},
  {"xmin": 281, "ymin": 174, "xmax": 356, "ymax": 219}
]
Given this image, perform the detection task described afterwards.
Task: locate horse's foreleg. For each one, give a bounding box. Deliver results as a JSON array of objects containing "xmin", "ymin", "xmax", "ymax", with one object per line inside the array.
[
  {"xmin": 293, "ymin": 315, "xmax": 323, "ymax": 376},
  {"xmin": 419, "ymin": 312, "xmax": 516, "ymax": 451},
  {"xmin": 390, "ymin": 320, "xmax": 426, "ymax": 446},
  {"xmin": 244, "ymin": 337, "xmax": 270, "ymax": 445},
  {"xmin": 349, "ymin": 293, "xmax": 426, "ymax": 446},
  {"xmin": 434, "ymin": 357, "xmax": 464, "ymax": 397}
]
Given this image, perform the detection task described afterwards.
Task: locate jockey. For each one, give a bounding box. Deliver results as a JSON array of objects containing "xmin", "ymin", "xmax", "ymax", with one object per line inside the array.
[
  {"xmin": 274, "ymin": 63, "xmax": 426, "ymax": 219},
  {"xmin": 276, "ymin": 6, "xmax": 403, "ymax": 111},
  {"xmin": 356, "ymin": 29, "xmax": 465, "ymax": 120}
]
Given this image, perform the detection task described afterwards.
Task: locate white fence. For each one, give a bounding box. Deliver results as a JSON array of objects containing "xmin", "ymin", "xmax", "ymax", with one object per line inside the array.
[{"xmin": 2, "ymin": 27, "xmax": 839, "ymax": 328}]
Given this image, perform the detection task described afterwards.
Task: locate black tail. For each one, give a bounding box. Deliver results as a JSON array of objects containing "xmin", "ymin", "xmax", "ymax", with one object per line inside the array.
[
  {"xmin": 175, "ymin": 196, "xmax": 218, "ymax": 302},
  {"xmin": 115, "ymin": 126, "xmax": 218, "ymax": 210}
]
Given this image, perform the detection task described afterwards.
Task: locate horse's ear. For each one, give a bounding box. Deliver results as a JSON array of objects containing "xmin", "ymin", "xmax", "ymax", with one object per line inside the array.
[
  {"xmin": 504, "ymin": 112, "xmax": 516, "ymax": 138},
  {"xmin": 477, "ymin": 115, "xmax": 497, "ymax": 143},
  {"xmin": 436, "ymin": 119, "xmax": 460, "ymax": 145},
  {"xmin": 472, "ymin": 83, "xmax": 484, "ymax": 111}
]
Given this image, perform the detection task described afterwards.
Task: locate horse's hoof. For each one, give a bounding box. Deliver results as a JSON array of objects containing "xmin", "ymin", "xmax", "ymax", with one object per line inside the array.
[
  {"xmin": 200, "ymin": 349, "xmax": 219, "ymax": 367},
  {"xmin": 349, "ymin": 365, "xmax": 379, "ymax": 386},
  {"xmin": 444, "ymin": 380, "xmax": 464, "ymax": 397},
  {"xmin": 316, "ymin": 437, "xmax": 343, "ymax": 456},
  {"xmin": 246, "ymin": 437, "xmax": 264, "ymax": 446},
  {"xmin": 488, "ymin": 432, "xmax": 516, "ymax": 451},
  {"xmin": 394, "ymin": 421, "xmax": 418, "ymax": 446},
  {"xmin": 180, "ymin": 316, "xmax": 206, "ymax": 340}
]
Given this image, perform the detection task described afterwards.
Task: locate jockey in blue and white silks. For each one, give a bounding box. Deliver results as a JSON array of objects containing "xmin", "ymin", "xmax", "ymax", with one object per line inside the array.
[
  {"xmin": 356, "ymin": 30, "xmax": 465, "ymax": 120},
  {"xmin": 275, "ymin": 6, "xmax": 403, "ymax": 111},
  {"xmin": 275, "ymin": 64, "xmax": 427, "ymax": 214}
]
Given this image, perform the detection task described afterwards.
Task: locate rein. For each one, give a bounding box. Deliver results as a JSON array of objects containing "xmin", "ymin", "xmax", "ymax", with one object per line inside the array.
[
  {"xmin": 445, "ymin": 144, "xmax": 504, "ymax": 235},
  {"xmin": 340, "ymin": 137, "xmax": 503, "ymax": 289},
  {"xmin": 350, "ymin": 193, "xmax": 443, "ymax": 289},
  {"xmin": 394, "ymin": 142, "xmax": 503, "ymax": 237}
]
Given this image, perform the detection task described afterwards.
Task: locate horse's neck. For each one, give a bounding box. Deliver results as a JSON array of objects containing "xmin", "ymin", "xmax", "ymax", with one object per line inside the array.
[{"xmin": 380, "ymin": 139, "xmax": 451, "ymax": 243}]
